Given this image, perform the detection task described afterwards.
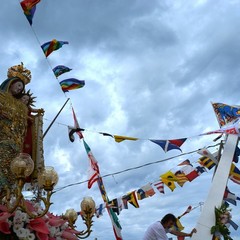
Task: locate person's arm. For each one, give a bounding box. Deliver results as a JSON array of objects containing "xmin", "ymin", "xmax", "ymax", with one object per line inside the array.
[{"xmin": 170, "ymin": 228, "xmax": 197, "ymax": 237}]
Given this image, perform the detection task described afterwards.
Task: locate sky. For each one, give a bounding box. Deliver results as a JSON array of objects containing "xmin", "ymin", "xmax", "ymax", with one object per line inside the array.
[{"xmin": 1, "ymin": 0, "xmax": 240, "ymax": 239}]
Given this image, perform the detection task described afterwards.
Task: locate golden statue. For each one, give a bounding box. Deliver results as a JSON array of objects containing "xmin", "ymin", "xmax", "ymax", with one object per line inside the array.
[{"xmin": 0, "ymin": 63, "xmax": 44, "ymax": 192}]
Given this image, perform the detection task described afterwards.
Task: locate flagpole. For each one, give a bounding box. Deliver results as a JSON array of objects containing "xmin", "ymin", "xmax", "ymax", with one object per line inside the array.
[
  {"xmin": 192, "ymin": 134, "xmax": 238, "ymax": 240},
  {"xmin": 43, "ymin": 98, "xmax": 70, "ymax": 138}
]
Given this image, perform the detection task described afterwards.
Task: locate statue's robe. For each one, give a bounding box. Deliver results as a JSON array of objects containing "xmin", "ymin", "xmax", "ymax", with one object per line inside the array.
[{"xmin": 0, "ymin": 91, "xmax": 28, "ymax": 189}]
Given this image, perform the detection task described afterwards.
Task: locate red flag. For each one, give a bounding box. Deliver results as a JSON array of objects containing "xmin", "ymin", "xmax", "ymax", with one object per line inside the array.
[
  {"xmin": 83, "ymin": 140, "xmax": 99, "ymax": 189},
  {"xmin": 178, "ymin": 159, "xmax": 192, "ymax": 166},
  {"xmin": 178, "ymin": 206, "xmax": 192, "ymax": 218},
  {"xmin": 153, "ymin": 181, "xmax": 164, "ymax": 193},
  {"xmin": 72, "ymin": 108, "xmax": 83, "ymax": 139}
]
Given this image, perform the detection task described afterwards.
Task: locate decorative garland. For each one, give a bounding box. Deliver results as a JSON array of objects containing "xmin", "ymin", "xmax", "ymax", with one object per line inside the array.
[
  {"xmin": 211, "ymin": 204, "xmax": 233, "ymax": 240},
  {"xmin": 0, "ymin": 201, "xmax": 80, "ymax": 240}
]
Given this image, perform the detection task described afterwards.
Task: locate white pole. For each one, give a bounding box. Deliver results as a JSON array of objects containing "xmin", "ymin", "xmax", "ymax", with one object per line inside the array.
[{"xmin": 192, "ymin": 134, "xmax": 238, "ymax": 240}]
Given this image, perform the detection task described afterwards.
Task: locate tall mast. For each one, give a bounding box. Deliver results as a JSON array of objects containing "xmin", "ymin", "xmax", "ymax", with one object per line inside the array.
[{"xmin": 192, "ymin": 134, "xmax": 238, "ymax": 239}]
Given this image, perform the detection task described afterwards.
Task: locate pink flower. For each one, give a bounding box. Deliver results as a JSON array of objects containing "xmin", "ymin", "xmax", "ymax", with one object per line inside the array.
[
  {"xmin": 24, "ymin": 201, "xmax": 36, "ymax": 213},
  {"xmin": 0, "ymin": 221, "xmax": 11, "ymax": 234},
  {"xmin": 0, "ymin": 205, "xmax": 8, "ymax": 212},
  {"xmin": 0, "ymin": 212, "xmax": 12, "ymax": 221},
  {"xmin": 36, "ymin": 231, "xmax": 49, "ymax": 240},
  {"xmin": 28, "ymin": 217, "xmax": 50, "ymax": 240},
  {"xmin": 0, "ymin": 212, "xmax": 12, "ymax": 234},
  {"xmin": 61, "ymin": 229, "xmax": 79, "ymax": 240},
  {"xmin": 47, "ymin": 212, "xmax": 66, "ymax": 227}
]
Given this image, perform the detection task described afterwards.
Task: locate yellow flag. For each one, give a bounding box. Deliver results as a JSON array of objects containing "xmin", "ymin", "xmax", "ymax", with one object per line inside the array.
[
  {"xmin": 160, "ymin": 171, "xmax": 178, "ymax": 191},
  {"xmin": 175, "ymin": 172, "xmax": 189, "ymax": 187},
  {"xmin": 169, "ymin": 218, "xmax": 184, "ymax": 232},
  {"xmin": 176, "ymin": 218, "xmax": 184, "ymax": 231},
  {"xmin": 114, "ymin": 135, "xmax": 138, "ymax": 143}
]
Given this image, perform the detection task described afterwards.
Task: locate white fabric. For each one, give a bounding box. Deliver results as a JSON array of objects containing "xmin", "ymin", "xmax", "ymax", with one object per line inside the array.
[{"xmin": 143, "ymin": 221, "xmax": 169, "ymax": 240}]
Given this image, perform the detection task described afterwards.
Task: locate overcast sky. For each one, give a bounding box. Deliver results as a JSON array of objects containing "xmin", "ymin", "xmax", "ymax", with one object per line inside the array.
[{"xmin": 1, "ymin": 0, "xmax": 240, "ymax": 239}]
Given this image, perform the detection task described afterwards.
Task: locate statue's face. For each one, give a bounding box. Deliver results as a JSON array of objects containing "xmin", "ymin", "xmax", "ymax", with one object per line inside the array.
[
  {"xmin": 20, "ymin": 95, "xmax": 30, "ymax": 105},
  {"xmin": 9, "ymin": 81, "xmax": 24, "ymax": 96}
]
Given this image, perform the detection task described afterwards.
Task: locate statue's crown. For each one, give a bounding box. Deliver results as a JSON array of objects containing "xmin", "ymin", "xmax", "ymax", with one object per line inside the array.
[{"xmin": 7, "ymin": 62, "xmax": 31, "ymax": 85}]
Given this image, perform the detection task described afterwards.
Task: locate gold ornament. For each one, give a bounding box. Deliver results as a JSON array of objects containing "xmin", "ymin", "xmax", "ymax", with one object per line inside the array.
[{"xmin": 7, "ymin": 62, "xmax": 31, "ymax": 85}]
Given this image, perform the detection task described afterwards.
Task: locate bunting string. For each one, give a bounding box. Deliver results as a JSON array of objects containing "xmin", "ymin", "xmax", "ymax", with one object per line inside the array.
[
  {"xmin": 42, "ymin": 117, "xmax": 223, "ymax": 155},
  {"xmin": 54, "ymin": 142, "xmax": 220, "ymax": 193}
]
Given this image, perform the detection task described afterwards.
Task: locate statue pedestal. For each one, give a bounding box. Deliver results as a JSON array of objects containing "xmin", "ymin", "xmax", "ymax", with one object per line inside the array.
[{"xmin": 192, "ymin": 134, "xmax": 238, "ymax": 240}]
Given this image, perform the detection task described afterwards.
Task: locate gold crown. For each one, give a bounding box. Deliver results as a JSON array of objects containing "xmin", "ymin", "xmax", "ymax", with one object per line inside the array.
[{"xmin": 7, "ymin": 62, "xmax": 31, "ymax": 85}]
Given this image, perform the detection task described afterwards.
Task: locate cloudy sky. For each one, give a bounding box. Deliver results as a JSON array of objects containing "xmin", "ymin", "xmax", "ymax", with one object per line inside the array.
[{"xmin": 1, "ymin": 0, "xmax": 240, "ymax": 239}]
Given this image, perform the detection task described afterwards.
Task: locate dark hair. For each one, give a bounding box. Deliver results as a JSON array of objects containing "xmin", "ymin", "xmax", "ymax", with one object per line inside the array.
[{"xmin": 161, "ymin": 214, "xmax": 177, "ymax": 224}]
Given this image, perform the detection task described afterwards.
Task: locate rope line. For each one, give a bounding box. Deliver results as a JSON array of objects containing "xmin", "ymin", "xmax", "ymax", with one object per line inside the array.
[{"xmin": 54, "ymin": 143, "xmax": 220, "ymax": 193}]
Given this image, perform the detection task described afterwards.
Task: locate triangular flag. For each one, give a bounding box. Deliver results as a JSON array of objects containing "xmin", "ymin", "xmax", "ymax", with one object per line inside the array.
[
  {"xmin": 178, "ymin": 206, "xmax": 192, "ymax": 219},
  {"xmin": 178, "ymin": 159, "xmax": 192, "ymax": 166},
  {"xmin": 122, "ymin": 191, "xmax": 139, "ymax": 208},
  {"xmin": 20, "ymin": 0, "xmax": 41, "ymax": 25},
  {"xmin": 150, "ymin": 138, "xmax": 186, "ymax": 152},
  {"xmin": 224, "ymin": 187, "xmax": 239, "ymax": 206},
  {"xmin": 212, "ymin": 102, "xmax": 240, "ymax": 127},
  {"xmin": 114, "ymin": 135, "xmax": 138, "ymax": 143}
]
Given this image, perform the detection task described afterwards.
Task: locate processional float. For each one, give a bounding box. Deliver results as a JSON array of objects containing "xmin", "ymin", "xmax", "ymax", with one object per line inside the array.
[{"xmin": 0, "ymin": 63, "xmax": 95, "ymax": 239}]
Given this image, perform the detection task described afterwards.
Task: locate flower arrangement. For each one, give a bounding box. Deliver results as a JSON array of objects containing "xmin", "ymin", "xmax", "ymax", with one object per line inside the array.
[
  {"xmin": 211, "ymin": 204, "xmax": 233, "ymax": 240},
  {"xmin": 0, "ymin": 201, "xmax": 81, "ymax": 240}
]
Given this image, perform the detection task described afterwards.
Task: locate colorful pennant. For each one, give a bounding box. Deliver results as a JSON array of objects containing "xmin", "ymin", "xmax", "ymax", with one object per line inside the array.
[
  {"xmin": 180, "ymin": 165, "xmax": 206, "ymax": 182},
  {"xmin": 122, "ymin": 191, "xmax": 139, "ymax": 208},
  {"xmin": 41, "ymin": 39, "xmax": 69, "ymax": 57},
  {"xmin": 153, "ymin": 181, "xmax": 164, "ymax": 194},
  {"xmin": 174, "ymin": 171, "xmax": 189, "ymax": 187},
  {"xmin": 60, "ymin": 78, "xmax": 85, "ymax": 92},
  {"xmin": 95, "ymin": 203, "xmax": 105, "ymax": 218},
  {"xmin": 212, "ymin": 102, "xmax": 240, "ymax": 127},
  {"xmin": 150, "ymin": 138, "xmax": 186, "ymax": 152},
  {"xmin": 224, "ymin": 187, "xmax": 240, "ymax": 206},
  {"xmin": 178, "ymin": 206, "xmax": 192, "ymax": 219},
  {"xmin": 72, "ymin": 108, "xmax": 84, "ymax": 139},
  {"xmin": 198, "ymin": 156, "xmax": 216, "ymax": 170},
  {"xmin": 197, "ymin": 148, "xmax": 218, "ymax": 165},
  {"xmin": 229, "ymin": 163, "xmax": 240, "ymax": 185},
  {"xmin": 178, "ymin": 159, "xmax": 192, "ymax": 166},
  {"xmin": 108, "ymin": 198, "xmax": 122, "ymax": 215},
  {"xmin": 53, "ymin": 65, "xmax": 72, "ymax": 77},
  {"xmin": 20, "ymin": 0, "xmax": 41, "ymax": 25},
  {"xmin": 97, "ymin": 177, "xmax": 123, "ymax": 239},
  {"xmin": 83, "ymin": 140, "xmax": 100, "ymax": 189},
  {"xmin": 160, "ymin": 171, "xmax": 179, "ymax": 191},
  {"xmin": 136, "ymin": 183, "xmax": 155, "ymax": 200}
]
